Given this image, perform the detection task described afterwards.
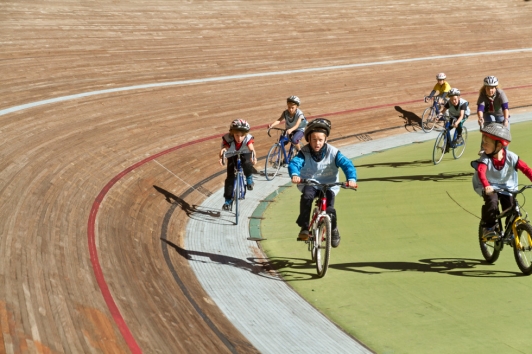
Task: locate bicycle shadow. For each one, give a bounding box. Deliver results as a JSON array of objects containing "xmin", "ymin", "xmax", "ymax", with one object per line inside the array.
[
  {"xmin": 154, "ymin": 185, "xmax": 221, "ymax": 221},
  {"xmin": 329, "ymin": 258, "xmax": 524, "ymax": 278},
  {"xmin": 357, "ymin": 171, "xmax": 474, "ymax": 183},
  {"xmin": 356, "ymin": 159, "xmax": 433, "ymax": 168},
  {"xmin": 395, "ymin": 106, "xmax": 422, "ymax": 132},
  {"xmin": 162, "ymin": 238, "xmax": 283, "ymax": 280}
]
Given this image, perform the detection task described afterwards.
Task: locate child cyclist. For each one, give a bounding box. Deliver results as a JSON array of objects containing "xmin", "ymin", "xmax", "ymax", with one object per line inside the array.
[
  {"xmin": 424, "ymin": 72, "xmax": 451, "ymax": 112},
  {"xmin": 219, "ymin": 119, "xmax": 257, "ymax": 210},
  {"xmin": 471, "ymin": 123, "xmax": 532, "ymax": 239},
  {"xmin": 268, "ymin": 95, "xmax": 307, "ymax": 153},
  {"xmin": 477, "ymin": 76, "xmax": 510, "ymax": 128},
  {"xmin": 440, "ymin": 88, "xmax": 470, "ymax": 150},
  {"xmin": 288, "ymin": 118, "xmax": 357, "ymax": 248}
]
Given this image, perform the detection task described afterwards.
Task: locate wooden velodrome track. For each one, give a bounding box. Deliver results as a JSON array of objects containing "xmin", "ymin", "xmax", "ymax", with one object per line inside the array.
[{"xmin": 2, "ymin": 0, "xmax": 532, "ymax": 352}]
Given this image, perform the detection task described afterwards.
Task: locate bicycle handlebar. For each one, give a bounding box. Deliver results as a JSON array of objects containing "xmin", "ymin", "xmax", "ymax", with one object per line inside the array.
[
  {"xmin": 493, "ymin": 185, "xmax": 532, "ymax": 195},
  {"xmin": 267, "ymin": 127, "xmax": 287, "ymax": 137},
  {"xmin": 299, "ymin": 179, "xmax": 357, "ymax": 190}
]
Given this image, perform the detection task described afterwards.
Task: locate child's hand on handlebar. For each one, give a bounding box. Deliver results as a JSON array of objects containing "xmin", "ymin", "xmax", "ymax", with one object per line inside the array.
[
  {"xmin": 484, "ymin": 185, "xmax": 495, "ymax": 195},
  {"xmin": 346, "ymin": 180, "xmax": 358, "ymax": 189},
  {"xmin": 292, "ymin": 176, "xmax": 301, "ymax": 184}
]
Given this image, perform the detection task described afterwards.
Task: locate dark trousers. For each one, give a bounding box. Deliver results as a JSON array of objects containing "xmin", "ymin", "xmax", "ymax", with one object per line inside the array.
[
  {"xmin": 224, "ymin": 154, "xmax": 253, "ymax": 199},
  {"xmin": 297, "ymin": 185, "xmax": 337, "ymax": 230},
  {"xmin": 481, "ymin": 192, "xmax": 514, "ymax": 228}
]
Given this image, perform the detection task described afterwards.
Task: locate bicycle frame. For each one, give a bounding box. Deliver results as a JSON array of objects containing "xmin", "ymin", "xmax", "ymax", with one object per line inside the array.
[
  {"xmin": 269, "ymin": 128, "xmax": 296, "ymax": 162},
  {"xmin": 265, "ymin": 128, "xmax": 297, "ymax": 181}
]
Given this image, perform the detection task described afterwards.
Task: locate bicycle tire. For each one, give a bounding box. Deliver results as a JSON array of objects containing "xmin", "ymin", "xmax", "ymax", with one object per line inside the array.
[
  {"xmin": 265, "ymin": 144, "xmax": 282, "ymax": 181},
  {"xmin": 513, "ymin": 222, "xmax": 532, "ymax": 275},
  {"xmin": 421, "ymin": 107, "xmax": 436, "ymax": 133},
  {"xmin": 309, "ymin": 208, "xmax": 318, "ymax": 263},
  {"xmin": 452, "ymin": 126, "xmax": 468, "ymax": 159},
  {"xmin": 432, "ymin": 131, "xmax": 446, "ymax": 165},
  {"xmin": 315, "ymin": 218, "xmax": 331, "ymax": 278},
  {"xmin": 478, "ymin": 222, "xmax": 501, "ymax": 263}
]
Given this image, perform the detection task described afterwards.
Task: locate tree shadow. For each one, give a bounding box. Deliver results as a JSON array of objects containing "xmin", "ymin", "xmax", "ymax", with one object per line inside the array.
[
  {"xmin": 154, "ymin": 185, "xmax": 220, "ymax": 219},
  {"xmin": 329, "ymin": 258, "xmax": 523, "ymax": 278},
  {"xmin": 395, "ymin": 105, "xmax": 422, "ymax": 132},
  {"xmin": 357, "ymin": 159, "xmax": 433, "ymax": 168},
  {"xmin": 162, "ymin": 238, "xmax": 284, "ymax": 280},
  {"xmin": 357, "ymin": 171, "xmax": 474, "ymax": 183}
]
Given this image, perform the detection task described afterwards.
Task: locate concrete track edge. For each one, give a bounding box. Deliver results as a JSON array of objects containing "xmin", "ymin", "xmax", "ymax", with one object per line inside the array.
[{"xmin": 185, "ymin": 112, "xmax": 532, "ymax": 353}]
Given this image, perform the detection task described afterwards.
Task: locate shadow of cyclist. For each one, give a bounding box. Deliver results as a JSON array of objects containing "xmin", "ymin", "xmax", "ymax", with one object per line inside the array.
[
  {"xmin": 154, "ymin": 185, "xmax": 220, "ymax": 218},
  {"xmin": 356, "ymin": 159, "xmax": 433, "ymax": 168},
  {"xmin": 357, "ymin": 171, "xmax": 474, "ymax": 183},
  {"xmin": 395, "ymin": 105, "xmax": 422, "ymax": 132}
]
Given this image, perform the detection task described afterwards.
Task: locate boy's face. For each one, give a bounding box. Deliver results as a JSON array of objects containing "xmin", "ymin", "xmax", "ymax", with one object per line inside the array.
[
  {"xmin": 481, "ymin": 135, "xmax": 497, "ymax": 154},
  {"xmin": 286, "ymin": 102, "xmax": 298, "ymax": 116},
  {"xmin": 437, "ymin": 79, "xmax": 445, "ymax": 84},
  {"xmin": 449, "ymin": 95, "xmax": 460, "ymax": 105},
  {"xmin": 485, "ymin": 86, "xmax": 497, "ymax": 96},
  {"xmin": 309, "ymin": 132, "xmax": 327, "ymax": 152},
  {"xmin": 232, "ymin": 130, "xmax": 247, "ymax": 143}
]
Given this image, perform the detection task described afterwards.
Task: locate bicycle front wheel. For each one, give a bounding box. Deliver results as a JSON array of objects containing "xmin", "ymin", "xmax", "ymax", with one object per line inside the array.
[
  {"xmin": 452, "ymin": 126, "xmax": 468, "ymax": 159},
  {"xmin": 234, "ymin": 173, "xmax": 244, "ymax": 225},
  {"xmin": 265, "ymin": 144, "xmax": 282, "ymax": 181},
  {"xmin": 513, "ymin": 222, "xmax": 532, "ymax": 275},
  {"xmin": 478, "ymin": 222, "xmax": 501, "ymax": 263},
  {"xmin": 432, "ymin": 131, "xmax": 446, "ymax": 165},
  {"xmin": 421, "ymin": 107, "xmax": 436, "ymax": 133},
  {"xmin": 315, "ymin": 218, "xmax": 331, "ymax": 278}
]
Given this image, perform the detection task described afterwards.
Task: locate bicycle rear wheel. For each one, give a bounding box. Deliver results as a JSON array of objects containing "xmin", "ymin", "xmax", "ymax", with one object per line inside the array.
[
  {"xmin": 315, "ymin": 218, "xmax": 331, "ymax": 278},
  {"xmin": 478, "ymin": 222, "xmax": 501, "ymax": 263},
  {"xmin": 452, "ymin": 126, "xmax": 468, "ymax": 159},
  {"xmin": 432, "ymin": 131, "xmax": 446, "ymax": 165},
  {"xmin": 265, "ymin": 144, "xmax": 282, "ymax": 181},
  {"xmin": 513, "ymin": 222, "xmax": 532, "ymax": 275},
  {"xmin": 421, "ymin": 107, "xmax": 437, "ymax": 133}
]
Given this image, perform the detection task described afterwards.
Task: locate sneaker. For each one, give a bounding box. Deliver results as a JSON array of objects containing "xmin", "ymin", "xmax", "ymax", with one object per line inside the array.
[
  {"xmin": 297, "ymin": 228, "xmax": 310, "ymax": 241},
  {"xmin": 455, "ymin": 135, "xmax": 463, "ymax": 145},
  {"xmin": 482, "ymin": 226, "xmax": 500, "ymax": 241},
  {"xmin": 331, "ymin": 228, "xmax": 341, "ymax": 248},
  {"xmin": 246, "ymin": 176, "xmax": 254, "ymax": 190},
  {"xmin": 222, "ymin": 199, "xmax": 232, "ymax": 211}
]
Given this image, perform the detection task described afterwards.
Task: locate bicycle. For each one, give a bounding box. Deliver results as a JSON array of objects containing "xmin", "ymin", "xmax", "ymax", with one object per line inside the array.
[
  {"xmin": 264, "ymin": 127, "xmax": 298, "ymax": 181},
  {"xmin": 222, "ymin": 150, "xmax": 254, "ymax": 225},
  {"xmin": 478, "ymin": 185, "xmax": 532, "ymax": 275},
  {"xmin": 432, "ymin": 116, "xmax": 468, "ymax": 165},
  {"xmin": 421, "ymin": 96, "xmax": 447, "ymax": 133},
  {"xmin": 299, "ymin": 180, "xmax": 355, "ymax": 278}
]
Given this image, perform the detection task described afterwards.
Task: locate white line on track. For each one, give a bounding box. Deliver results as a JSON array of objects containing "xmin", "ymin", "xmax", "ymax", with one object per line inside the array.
[{"xmin": 2, "ymin": 47, "xmax": 532, "ymax": 117}]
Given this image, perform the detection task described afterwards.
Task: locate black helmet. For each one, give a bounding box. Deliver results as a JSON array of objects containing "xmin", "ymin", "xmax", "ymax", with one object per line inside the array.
[
  {"xmin": 287, "ymin": 95, "xmax": 301, "ymax": 106},
  {"xmin": 481, "ymin": 123, "xmax": 511, "ymax": 147},
  {"xmin": 229, "ymin": 119, "xmax": 251, "ymax": 132},
  {"xmin": 304, "ymin": 118, "xmax": 331, "ymax": 142}
]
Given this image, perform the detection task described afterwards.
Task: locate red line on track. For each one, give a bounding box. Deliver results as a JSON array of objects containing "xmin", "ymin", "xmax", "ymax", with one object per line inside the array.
[{"xmin": 87, "ymin": 83, "xmax": 531, "ymax": 353}]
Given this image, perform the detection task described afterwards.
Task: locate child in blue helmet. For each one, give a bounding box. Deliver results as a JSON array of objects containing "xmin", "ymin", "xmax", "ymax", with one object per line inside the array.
[
  {"xmin": 219, "ymin": 119, "xmax": 257, "ymax": 210},
  {"xmin": 268, "ymin": 95, "xmax": 307, "ymax": 152},
  {"xmin": 288, "ymin": 118, "xmax": 357, "ymax": 248}
]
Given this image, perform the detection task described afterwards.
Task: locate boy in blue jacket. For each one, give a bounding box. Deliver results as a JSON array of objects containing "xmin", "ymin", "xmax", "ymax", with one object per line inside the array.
[{"xmin": 288, "ymin": 118, "xmax": 357, "ymax": 248}]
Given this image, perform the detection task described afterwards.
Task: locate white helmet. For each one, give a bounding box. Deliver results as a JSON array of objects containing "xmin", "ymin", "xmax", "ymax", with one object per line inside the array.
[
  {"xmin": 447, "ymin": 88, "xmax": 461, "ymax": 97},
  {"xmin": 484, "ymin": 76, "xmax": 499, "ymax": 87},
  {"xmin": 287, "ymin": 95, "xmax": 301, "ymax": 106},
  {"xmin": 436, "ymin": 73, "xmax": 447, "ymax": 80}
]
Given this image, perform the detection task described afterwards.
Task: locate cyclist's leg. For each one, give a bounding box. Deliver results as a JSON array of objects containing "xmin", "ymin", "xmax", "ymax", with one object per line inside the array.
[
  {"xmin": 297, "ymin": 186, "xmax": 318, "ymax": 239},
  {"xmin": 290, "ymin": 130, "xmax": 304, "ymax": 153},
  {"xmin": 223, "ymin": 158, "xmax": 236, "ymax": 209},
  {"xmin": 324, "ymin": 190, "xmax": 341, "ymax": 247},
  {"xmin": 241, "ymin": 153, "xmax": 254, "ymax": 190},
  {"xmin": 481, "ymin": 192, "xmax": 501, "ymax": 236}
]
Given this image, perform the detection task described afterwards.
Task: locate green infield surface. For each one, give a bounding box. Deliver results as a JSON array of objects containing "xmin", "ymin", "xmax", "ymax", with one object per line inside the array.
[{"xmin": 260, "ymin": 121, "xmax": 532, "ymax": 354}]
